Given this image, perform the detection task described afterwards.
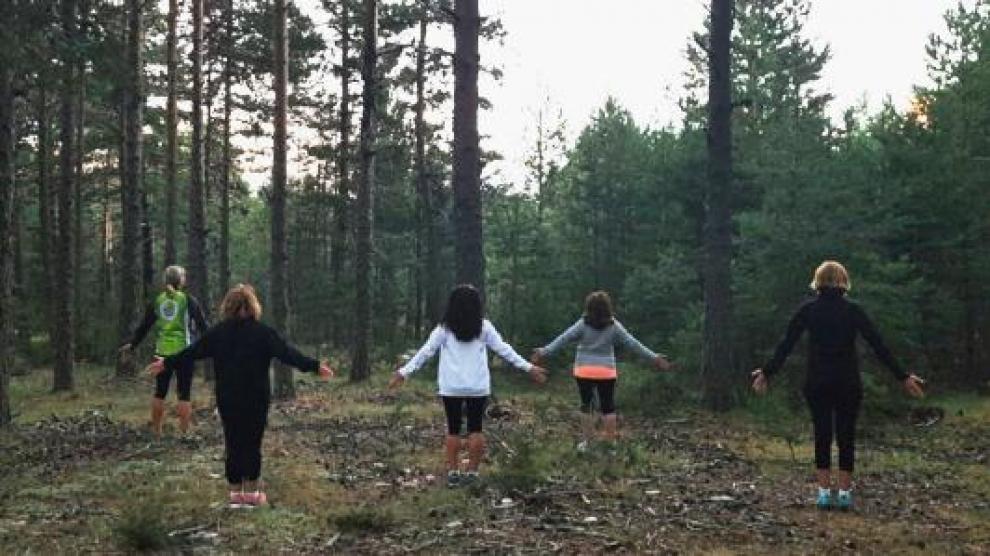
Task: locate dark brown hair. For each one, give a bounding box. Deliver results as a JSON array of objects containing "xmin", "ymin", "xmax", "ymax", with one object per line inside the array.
[
  {"xmin": 220, "ymin": 284, "xmax": 263, "ymax": 321},
  {"xmin": 583, "ymin": 291, "xmax": 614, "ymax": 330},
  {"xmin": 441, "ymin": 284, "xmax": 484, "ymax": 342}
]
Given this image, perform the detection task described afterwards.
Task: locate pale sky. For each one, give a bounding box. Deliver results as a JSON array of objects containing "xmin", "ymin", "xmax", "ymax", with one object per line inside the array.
[
  {"xmin": 478, "ymin": 0, "xmax": 967, "ymax": 186},
  {"xmin": 240, "ymin": 0, "xmax": 970, "ymax": 189}
]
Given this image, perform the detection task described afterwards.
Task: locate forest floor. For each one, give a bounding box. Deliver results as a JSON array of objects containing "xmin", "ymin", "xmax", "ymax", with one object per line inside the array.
[{"xmin": 1, "ymin": 363, "xmax": 988, "ymax": 555}]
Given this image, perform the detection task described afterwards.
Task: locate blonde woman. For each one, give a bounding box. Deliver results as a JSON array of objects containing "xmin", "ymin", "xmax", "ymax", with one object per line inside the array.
[
  {"xmin": 121, "ymin": 265, "xmax": 209, "ymax": 437},
  {"xmin": 147, "ymin": 284, "xmax": 334, "ymax": 507},
  {"xmin": 751, "ymin": 261, "xmax": 925, "ymax": 511}
]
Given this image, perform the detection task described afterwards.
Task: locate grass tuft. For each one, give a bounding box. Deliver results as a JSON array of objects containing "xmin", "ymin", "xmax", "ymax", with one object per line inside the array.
[
  {"xmin": 329, "ymin": 504, "xmax": 399, "ymax": 534},
  {"xmin": 112, "ymin": 497, "xmax": 172, "ymax": 553}
]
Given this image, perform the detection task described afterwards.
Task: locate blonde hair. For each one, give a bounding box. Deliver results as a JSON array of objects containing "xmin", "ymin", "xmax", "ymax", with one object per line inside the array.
[
  {"xmin": 164, "ymin": 265, "xmax": 186, "ymax": 294},
  {"xmin": 811, "ymin": 260, "xmax": 851, "ymax": 292},
  {"xmin": 220, "ymin": 284, "xmax": 263, "ymax": 321}
]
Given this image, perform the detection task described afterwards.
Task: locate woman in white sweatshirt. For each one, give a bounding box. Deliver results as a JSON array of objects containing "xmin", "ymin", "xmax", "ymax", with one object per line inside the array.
[{"xmin": 389, "ymin": 284, "xmax": 547, "ymax": 486}]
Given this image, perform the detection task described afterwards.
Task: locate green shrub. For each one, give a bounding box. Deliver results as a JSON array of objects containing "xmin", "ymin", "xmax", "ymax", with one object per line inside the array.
[
  {"xmin": 112, "ymin": 498, "xmax": 172, "ymax": 553},
  {"xmin": 330, "ymin": 505, "xmax": 397, "ymax": 534},
  {"xmin": 487, "ymin": 435, "xmax": 550, "ymax": 493}
]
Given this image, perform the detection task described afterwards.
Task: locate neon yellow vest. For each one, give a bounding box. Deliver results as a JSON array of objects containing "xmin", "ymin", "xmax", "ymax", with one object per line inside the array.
[{"xmin": 154, "ymin": 290, "xmax": 191, "ymax": 356}]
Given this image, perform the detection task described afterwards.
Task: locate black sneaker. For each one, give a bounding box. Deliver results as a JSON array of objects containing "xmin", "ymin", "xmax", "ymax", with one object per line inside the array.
[{"xmin": 447, "ymin": 470, "xmax": 462, "ymax": 488}]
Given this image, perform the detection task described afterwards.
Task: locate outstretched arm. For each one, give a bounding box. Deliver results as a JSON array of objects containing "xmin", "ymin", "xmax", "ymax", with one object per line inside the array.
[
  {"xmin": 613, "ymin": 321, "xmax": 661, "ymax": 361},
  {"xmin": 160, "ymin": 326, "xmax": 217, "ymax": 374},
  {"xmin": 483, "ymin": 321, "xmax": 533, "ymax": 372},
  {"xmin": 187, "ymin": 295, "xmax": 210, "ymax": 336},
  {"xmin": 534, "ymin": 320, "xmax": 584, "ymax": 359},
  {"xmin": 124, "ymin": 303, "xmax": 156, "ymax": 349},
  {"xmin": 851, "ymin": 304, "xmax": 908, "ymax": 381},
  {"xmin": 268, "ymin": 327, "xmax": 320, "ymax": 373},
  {"xmin": 397, "ymin": 326, "xmax": 446, "ymax": 378},
  {"xmin": 761, "ymin": 306, "xmax": 807, "ymax": 378}
]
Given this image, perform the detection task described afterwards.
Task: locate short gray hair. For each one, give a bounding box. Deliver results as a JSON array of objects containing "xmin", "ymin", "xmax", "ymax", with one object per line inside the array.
[{"xmin": 164, "ymin": 266, "xmax": 187, "ymax": 289}]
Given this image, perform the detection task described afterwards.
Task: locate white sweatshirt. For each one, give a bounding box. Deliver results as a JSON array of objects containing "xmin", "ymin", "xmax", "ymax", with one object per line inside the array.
[{"xmin": 398, "ymin": 320, "xmax": 533, "ymax": 396}]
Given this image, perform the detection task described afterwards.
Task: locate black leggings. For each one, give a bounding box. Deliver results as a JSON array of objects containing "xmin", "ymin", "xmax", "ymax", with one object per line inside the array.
[
  {"xmin": 576, "ymin": 378, "xmax": 617, "ymax": 415},
  {"xmin": 154, "ymin": 359, "xmax": 193, "ymax": 401},
  {"xmin": 219, "ymin": 405, "xmax": 268, "ymax": 485},
  {"xmin": 804, "ymin": 382, "xmax": 863, "ymax": 472},
  {"xmin": 441, "ymin": 396, "xmax": 487, "ymax": 435}
]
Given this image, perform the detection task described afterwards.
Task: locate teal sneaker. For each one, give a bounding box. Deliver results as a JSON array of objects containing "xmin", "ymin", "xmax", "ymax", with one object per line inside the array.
[
  {"xmin": 816, "ymin": 489, "xmax": 832, "ymax": 510},
  {"xmin": 836, "ymin": 490, "xmax": 853, "ymax": 511}
]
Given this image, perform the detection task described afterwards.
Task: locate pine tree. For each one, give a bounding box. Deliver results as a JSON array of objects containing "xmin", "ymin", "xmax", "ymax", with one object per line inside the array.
[
  {"xmin": 700, "ymin": 0, "xmax": 735, "ymax": 411},
  {"xmin": 271, "ymin": 0, "xmax": 294, "ymax": 398},
  {"xmin": 452, "ymin": 0, "xmax": 484, "ymax": 293},
  {"xmin": 351, "ymin": 0, "xmax": 377, "ymax": 381}
]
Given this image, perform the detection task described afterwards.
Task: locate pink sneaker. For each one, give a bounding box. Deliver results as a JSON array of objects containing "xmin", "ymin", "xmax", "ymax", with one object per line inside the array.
[
  {"xmin": 242, "ymin": 491, "xmax": 268, "ymax": 507},
  {"xmin": 229, "ymin": 491, "xmax": 246, "ymax": 507}
]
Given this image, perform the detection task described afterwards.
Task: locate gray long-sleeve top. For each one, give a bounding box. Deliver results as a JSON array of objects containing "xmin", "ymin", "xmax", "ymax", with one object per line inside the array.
[{"xmin": 536, "ymin": 319, "xmax": 662, "ymax": 369}]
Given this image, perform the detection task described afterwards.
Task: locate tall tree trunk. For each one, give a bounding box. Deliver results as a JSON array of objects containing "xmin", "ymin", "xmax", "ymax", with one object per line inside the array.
[
  {"xmin": 414, "ymin": 10, "xmax": 439, "ymax": 329},
  {"xmin": 188, "ymin": 0, "xmax": 210, "ymax": 330},
  {"xmin": 330, "ymin": 0, "xmax": 351, "ymax": 348},
  {"xmin": 36, "ymin": 82, "xmax": 55, "ymax": 332},
  {"xmin": 99, "ymin": 152, "xmax": 112, "ymax": 308},
  {"xmin": 54, "ymin": 0, "xmax": 78, "ymax": 392},
  {"xmin": 118, "ymin": 0, "xmax": 144, "ymax": 376},
  {"xmin": 452, "ymin": 0, "xmax": 484, "ymax": 293},
  {"xmin": 271, "ymin": 0, "xmax": 294, "ymax": 398},
  {"xmin": 0, "ymin": 61, "xmax": 15, "ymax": 424},
  {"xmin": 13, "ymin": 131, "xmax": 29, "ymax": 358},
  {"xmin": 73, "ymin": 1, "xmax": 87, "ymax": 357},
  {"xmin": 351, "ymin": 0, "xmax": 376, "ymax": 381},
  {"xmin": 701, "ymin": 0, "xmax": 735, "ymax": 411},
  {"xmin": 164, "ymin": 0, "xmax": 178, "ymax": 266},
  {"xmin": 219, "ymin": 0, "xmax": 233, "ymax": 292},
  {"xmin": 141, "ymin": 187, "xmax": 155, "ymax": 299}
]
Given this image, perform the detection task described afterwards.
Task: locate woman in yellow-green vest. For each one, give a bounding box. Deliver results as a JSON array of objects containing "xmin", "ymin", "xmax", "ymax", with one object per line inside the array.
[{"xmin": 121, "ymin": 266, "xmax": 209, "ymax": 438}]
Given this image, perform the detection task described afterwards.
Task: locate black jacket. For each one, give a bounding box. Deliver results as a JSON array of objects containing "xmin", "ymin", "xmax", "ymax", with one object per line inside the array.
[
  {"xmin": 763, "ymin": 288, "xmax": 907, "ymax": 385},
  {"xmin": 165, "ymin": 319, "xmax": 319, "ymax": 409}
]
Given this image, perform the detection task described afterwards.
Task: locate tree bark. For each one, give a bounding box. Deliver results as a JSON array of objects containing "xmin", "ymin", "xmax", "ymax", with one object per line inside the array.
[
  {"xmin": 351, "ymin": 0, "xmax": 377, "ymax": 381},
  {"xmin": 701, "ymin": 0, "xmax": 736, "ymax": 411},
  {"xmin": 271, "ymin": 0, "xmax": 294, "ymax": 398},
  {"xmin": 164, "ymin": 0, "xmax": 178, "ymax": 266},
  {"xmin": 219, "ymin": 0, "xmax": 233, "ymax": 292},
  {"xmin": 141, "ymin": 187, "xmax": 155, "ymax": 299},
  {"xmin": 36, "ymin": 81, "xmax": 55, "ymax": 332},
  {"xmin": 118, "ymin": 0, "xmax": 144, "ymax": 376},
  {"xmin": 330, "ymin": 0, "xmax": 351, "ymax": 348},
  {"xmin": 54, "ymin": 0, "xmax": 78, "ymax": 392},
  {"xmin": 73, "ymin": 0, "xmax": 88, "ymax": 357},
  {"xmin": 0, "ymin": 61, "xmax": 15, "ymax": 424},
  {"xmin": 414, "ymin": 9, "xmax": 439, "ymax": 329},
  {"xmin": 453, "ymin": 0, "xmax": 484, "ymax": 293},
  {"xmin": 188, "ymin": 0, "xmax": 210, "ymax": 331}
]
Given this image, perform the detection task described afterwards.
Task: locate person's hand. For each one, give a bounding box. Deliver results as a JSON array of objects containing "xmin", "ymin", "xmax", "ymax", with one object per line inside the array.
[
  {"xmin": 119, "ymin": 343, "xmax": 132, "ymax": 353},
  {"xmin": 751, "ymin": 369, "xmax": 768, "ymax": 395},
  {"xmin": 146, "ymin": 356, "xmax": 165, "ymax": 377},
  {"xmin": 530, "ymin": 350, "xmax": 543, "ymax": 365},
  {"xmin": 528, "ymin": 365, "xmax": 548, "ymax": 385},
  {"xmin": 319, "ymin": 361, "xmax": 335, "ymax": 380},
  {"xmin": 388, "ymin": 372, "xmax": 406, "ymax": 390},
  {"xmin": 654, "ymin": 355, "xmax": 674, "ymax": 372},
  {"xmin": 902, "ymin": 374, "xmax": 926, "ymax": 398}
]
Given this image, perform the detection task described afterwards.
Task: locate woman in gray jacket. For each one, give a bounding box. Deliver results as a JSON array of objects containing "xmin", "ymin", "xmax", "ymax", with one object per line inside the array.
[{"xmin": 532, "ymin": 291, "xmax": 673, "ymax": 442}]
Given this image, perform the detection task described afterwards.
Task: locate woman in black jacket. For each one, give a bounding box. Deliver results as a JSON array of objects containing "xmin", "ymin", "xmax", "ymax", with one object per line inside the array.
[
  {"xmin": 751, "ymin": 261, "xmax": 925, "ymax": 511},
  {"xmin": 147, "ymin": 284, "xmax": 334, "ymax": 507}
]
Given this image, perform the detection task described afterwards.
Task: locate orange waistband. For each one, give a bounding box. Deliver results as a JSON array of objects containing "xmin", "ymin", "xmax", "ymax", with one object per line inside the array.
[{"xmin": 573, "ymin": 365, "xmax": 618, "ymax": 379}]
